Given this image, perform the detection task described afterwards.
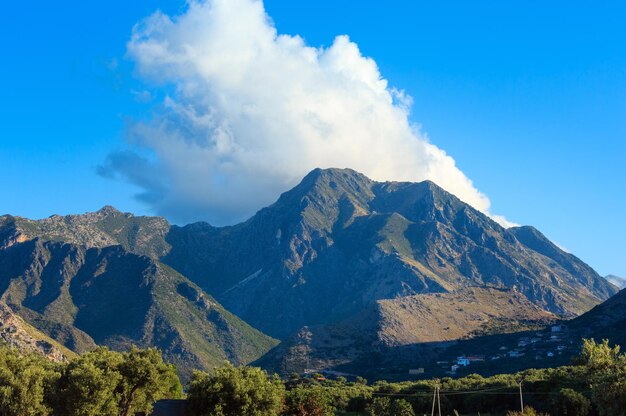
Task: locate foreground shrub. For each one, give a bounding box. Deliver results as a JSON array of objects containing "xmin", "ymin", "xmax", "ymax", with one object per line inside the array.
[
  {"xmin": 551, "ymin": 388, "xmax": 590, "ymax": 416},
  {"xmin": 507, "ymin": 406, "xmax": 550, "ymax": 416},
  {"xmin": 284, "ymin": 385, "xmax": 333, "ymax": 416},
  {"xmin": 366, "ymin": 397, "xmax": 414, "ymax": 416},
  {"xmin": 186, "ymin": 362, "xmax": 284, "ymax": 416}
]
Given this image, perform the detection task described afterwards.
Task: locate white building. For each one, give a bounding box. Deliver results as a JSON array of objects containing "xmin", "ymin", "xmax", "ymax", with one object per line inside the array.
[{"xmin": 456, "ymin": 357, "xmax": 470, "ymax": 366}]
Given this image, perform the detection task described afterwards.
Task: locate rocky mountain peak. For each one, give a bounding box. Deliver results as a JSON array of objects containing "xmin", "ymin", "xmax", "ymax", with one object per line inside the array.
[
  {"xmin": 286, "ymin": 168, "xmax": 375, "ymax": 205},
  {"xmin": 96, "ymin": 205, "xmax": 123, "ymax": 216}
]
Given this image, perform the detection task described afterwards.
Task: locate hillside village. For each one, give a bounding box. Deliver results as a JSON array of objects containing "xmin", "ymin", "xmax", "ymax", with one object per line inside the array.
[
  {"xmin": 381, "ymin": 323, "xmax": 577, "ymax": 381},
  {"xmin": 292, "ymin": 323, "xmax": 578, "ymax": 383},
  {"xmin": 443, "ymin": 324, "xmax": 572, "ymax": 375}
]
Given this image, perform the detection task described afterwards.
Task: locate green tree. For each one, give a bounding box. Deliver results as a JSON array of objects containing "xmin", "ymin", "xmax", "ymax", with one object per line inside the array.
[
  {"xmin": 552, "ymin": 388, "xmax": 590, "ymax": 416},
  {"xmin": 117, "ymin": 347, "xmax": 182, "ymax": 416},
  {"xmin": 575, "ymin": 339, "xmax": 620, "ymax": 370},
  {"xmin": 366, "ymin": 397, "xmax": 391, "ymax": 416},
  {"xmin": 366, "ymin": 397, "xmax": 415, "ymax": 416},
  {"xmin": 284, "ymin": 385, "xmax": 333, "ymax": 416},
  {"xmin": 0, "ymin": 347, "xmax": 59, "ymax": 416},
  {"xmin": 575, "ymin": 339, "xmax": 626, "ymax": 415},
  {"xmin": 591, "ymin": 374, "xmax": 626, "ymax": 416},
  {"xmin": 390, "ymin": 399, "xmax": 415, "ymax": 416},
  {"xmin": 186, "ymin": 362, "xmax": 285, "ymax": 416},
  {"xmin": 54, "ymin": 353, "xmax": 122, "ymax": 416},
  {"xmin": 355, "ymin": 376, "xmax": 368, "ymax": 385},
  {"xmin": 54, "ymin": 346, "xmax": 181, "ymax": 416}
]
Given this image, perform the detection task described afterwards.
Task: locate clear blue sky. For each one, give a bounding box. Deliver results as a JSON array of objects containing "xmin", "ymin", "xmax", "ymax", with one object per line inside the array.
[{"xmin": 0, "ymin": 1, "xmax": 624, "ymax": 277}]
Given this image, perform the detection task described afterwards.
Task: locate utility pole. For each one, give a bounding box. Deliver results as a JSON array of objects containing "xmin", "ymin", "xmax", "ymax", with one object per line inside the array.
[
  {"xmin": 431, "ymin": 385, "xmax": 437, "ymax": 416},
  {"xmin": 519, "ymin": 381, "xmax": 524, "ymax": 414},
  {"xmin": 437, "ymin": 385, "xmax": 442, "ymax": 416}
]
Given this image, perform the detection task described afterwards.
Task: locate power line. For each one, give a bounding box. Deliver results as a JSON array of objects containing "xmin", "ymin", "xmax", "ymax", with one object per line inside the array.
[
  {"xmin": 370, "ymin": 387, "xmax": 593, "ymax": 398},
  {"xmin": 372, "ymin": 385, "xmax": 515, "ymax": 397}
]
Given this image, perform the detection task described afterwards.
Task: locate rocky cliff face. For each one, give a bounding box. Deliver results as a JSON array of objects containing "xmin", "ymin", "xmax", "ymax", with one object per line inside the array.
[{"xmin": 3, "ymin": 206, "xmax": 171, "ymax": 258}]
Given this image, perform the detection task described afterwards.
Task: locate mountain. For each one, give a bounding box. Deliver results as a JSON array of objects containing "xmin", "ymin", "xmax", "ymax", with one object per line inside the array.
[
  {"xmin": 163, "ymin": 168, "xmax": 616, "ymax": 337},
  {"xmin": 0, "ymin": 220, "xmax": 277, "ymax": 380},
  {"xmin": 605, "ymin": 274, "xmax": 626, "ymax": 289},
  {"xmin": 0, "ymin": 168, "xmax": 616, "ymax": 378},
  {"xmin": 259, "ymin": 274, "xmax": 626, "ymax": 380}
]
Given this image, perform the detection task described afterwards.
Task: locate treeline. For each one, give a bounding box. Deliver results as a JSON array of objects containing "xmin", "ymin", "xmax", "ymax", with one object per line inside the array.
[{"xmin": 1, "ymin": 339, "xmax": 625, "ymax": 415}]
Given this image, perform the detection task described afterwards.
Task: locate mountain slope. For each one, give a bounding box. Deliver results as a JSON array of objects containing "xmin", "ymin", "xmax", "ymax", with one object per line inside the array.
[
  {"xmin": 255, "ymin": 287, "xmax": 556, "ymax": 375},
  {"xmin": 0, "ymin": 235, "xmax": 277, "ymax": 380},
  {"xmin": 569, "ymin": 286, "xmax": 626, "ymax": 346}
]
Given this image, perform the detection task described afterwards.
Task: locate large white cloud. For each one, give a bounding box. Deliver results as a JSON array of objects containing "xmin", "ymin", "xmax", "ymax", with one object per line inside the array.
[{"xmin": 102, "ymin": 0, "xmax": 513, "ymax": 226}]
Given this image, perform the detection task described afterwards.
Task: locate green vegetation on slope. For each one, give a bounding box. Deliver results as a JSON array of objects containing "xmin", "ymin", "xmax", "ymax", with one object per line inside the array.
[{"xmin": 0, "ymin": 302, "xmax": 77, "ymax": 361}]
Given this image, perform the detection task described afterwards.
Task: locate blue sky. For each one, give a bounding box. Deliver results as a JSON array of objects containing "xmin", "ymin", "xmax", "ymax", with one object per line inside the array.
[{"xmin": 0, "ymin": 1, "xmax": 624, "ymax": 278}]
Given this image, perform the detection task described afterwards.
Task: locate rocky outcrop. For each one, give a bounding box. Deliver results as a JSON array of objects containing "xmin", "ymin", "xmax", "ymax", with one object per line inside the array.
[{"xmin": 0, "ymin": 302, "xmax": 71, "ymax": 362}]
